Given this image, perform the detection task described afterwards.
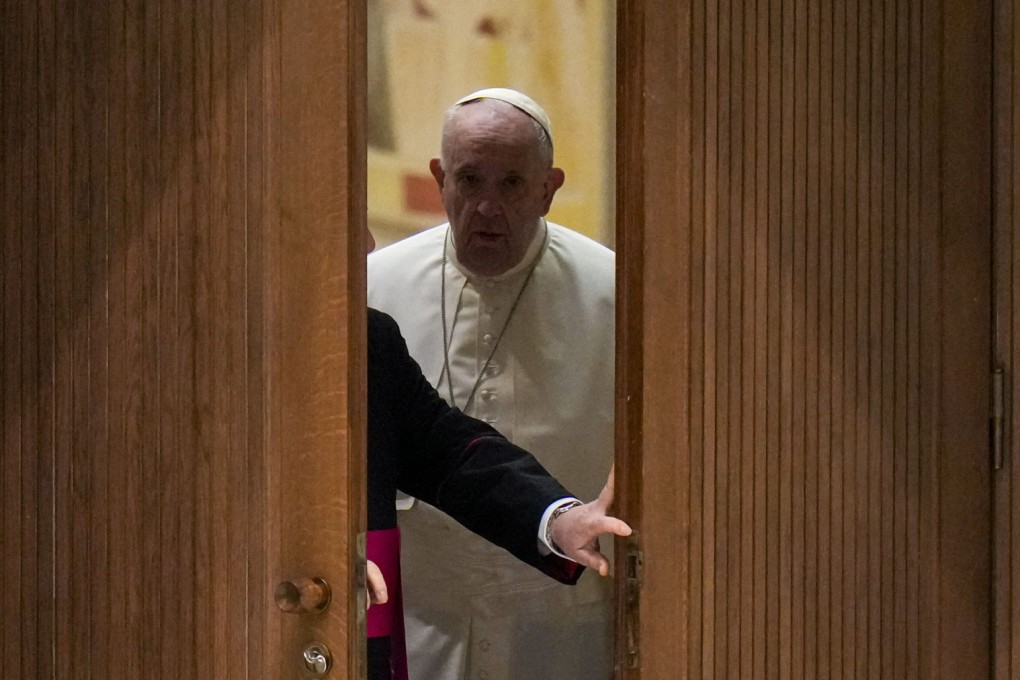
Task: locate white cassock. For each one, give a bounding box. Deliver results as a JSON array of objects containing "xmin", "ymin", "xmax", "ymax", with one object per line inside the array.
[{"xmin": 367, "ymin": 221, "xmax": 615, "ymax": 680}]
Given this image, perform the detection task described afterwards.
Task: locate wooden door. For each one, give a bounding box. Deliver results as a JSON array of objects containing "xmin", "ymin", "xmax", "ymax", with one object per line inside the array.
[
  {"xmin": 615, "ymin": 0, "xmax": 993, "ymax": 678},
  {"xmin": 1, "ymin": 1, "xmax": 366, "ymax": 678}
]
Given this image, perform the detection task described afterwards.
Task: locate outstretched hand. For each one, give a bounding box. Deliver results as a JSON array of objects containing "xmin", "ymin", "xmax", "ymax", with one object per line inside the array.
[{"xmin": 549, "ymin": 467, "xmax": 632, "ymax": 576}]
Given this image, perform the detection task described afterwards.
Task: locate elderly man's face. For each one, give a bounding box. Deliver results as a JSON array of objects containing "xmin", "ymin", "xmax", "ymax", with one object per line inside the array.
[{"xmin": 429, "ymin": 103, "xmax": 564, "ymax": 277}]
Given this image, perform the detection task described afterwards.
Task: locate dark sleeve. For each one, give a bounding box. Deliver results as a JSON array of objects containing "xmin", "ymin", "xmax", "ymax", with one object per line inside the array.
[{"xmin": 368, "ymin": 309, "xmax": 582, "ymax": 583}]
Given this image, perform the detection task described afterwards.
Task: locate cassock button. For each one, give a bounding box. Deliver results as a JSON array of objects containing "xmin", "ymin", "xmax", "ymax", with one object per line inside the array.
[
  {"xmin": 482, "ymin": 333, "xmax": 494, "ymax": 344},
  {"xmin": 479, "ymin": 639, "xmax": 491, "ymax": 652}
]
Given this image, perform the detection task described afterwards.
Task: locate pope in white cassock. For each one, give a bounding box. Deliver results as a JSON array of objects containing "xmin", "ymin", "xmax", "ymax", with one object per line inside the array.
[{"xmin": 367, "ymin": 88, "xmax": 615, "ymax": 680}]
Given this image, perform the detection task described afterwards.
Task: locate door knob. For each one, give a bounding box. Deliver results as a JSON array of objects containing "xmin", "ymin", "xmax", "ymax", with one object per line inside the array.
[{"xmin": 274, "ymin": 576, "xmax": 331, "ymax": 614}]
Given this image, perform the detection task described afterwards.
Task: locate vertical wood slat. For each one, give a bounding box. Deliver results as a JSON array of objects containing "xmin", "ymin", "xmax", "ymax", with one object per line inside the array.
[
  {"xmin": 940, "ymin": 0, "xmax": 994, "ymax": 676},
  {"xmin": 906, "ymin": 0, "xmax": 923, "ymax": 673},
  {"xmin": 621, "ymin": 1, "xmax": 992, "ymax": 678},
  {"xmin": 736, "ymin": 0, "xmax": 756, "ymax": 675},
  {"xmin": 704, "ymin": 0, "xmax": 720, "ymax": 674},
  {"xmin": 1013, "ymin": 0, "xmax": 1020, "ymax": 663},
  {"xmin": 752, "ymin": 0, "xmax": 770, "ymax": 677},
  {"xmin": 804, "ymin": 1, "xmax": 821, "ymax": 678},
  {"xmin": 157, "ymin": 0, "xmax": 182, "ymax": 676},
  {"xmin": 779, "ymin": 1, "xmax": 794, "ymax": 676},
  {"xmin": 843, "ymin": 0, "xmax": 862, "ymax": 674},
  {"xmin": 855, "ymin": 0, "xmax": 872, "ymax": 670},
  {"xmin": 122, "ymin": 2, "xmax": 146, "ymax": 678},
  {"xmin": 244, "ymin": 0, "xmax": 269, "ymax": 672},
  {"xmin": 36, "ymin": 1, "xmax": 58, "ymax": 677},
  {"xmin": 815, "ymin": 0, "xmax": 834, "ymax": 676},
  {"xmin": 76, "ymin": 0, "xmax": 101, "ymax": 675},
  {"xmin": 176, "ymin": 3, "xmax": 199, "ymax": 677},
  {"xmin": 2, "ymin": 1, "xmax": 24, "ymax": 678},
  {"xmin": 689, "ymin": 0, "xmax": 706, "ymax": 673},
  {"xmin": 738, "ymin": 2, "xmax": 756, "ymax": 679},
  {"xmin": 52, "ymin": 0, "xmax": 74, "ymax": 675},
  {"xmin": 766, "ymin": 1, "xmax": 782, "ymax": 675},
  {"xmin": 994, "ymin": 1, "xmax": 1018, "ymax": 679},
  {"xmin": 792, "ymin": 0, "xmax": 808, "ymax": 676},
  {"xmin": 616, "ymin": 0, "xmax": 691, "ymax": 678},
  {"xmin": 613, "ymin": 0, "xmax": 647, "ymax": 672},
  {"xmin": 106, "ymin": 2, "xmax": 128, "ymax": 679},
  {"xmin": 892, "ymin": 0, "xmax": 910, "ymax": 675},
  {"xmin": 140, "ymin": 0, "xmax": 162, "ymax": 675},
  {"xmin": 829, "ymin": 0, "xmax": 847, "ymax": 673},
  {"xmin": 714, "ymin": 0, "xmax": 731, "ymax": 674},
  {"xmin": 208, "ymin": 0, "xmax": 230, "ymax": 675},
  {"xmin": 20, "ymin": 3, "xmax": 40, "ymax": 675},
  {"xmin": 226, "ymin": 3, "xmax": 249, "ymax": 677},
  {"xmin": 190, "ymin": 0, "xmax": 214, "ymax": 674},
  {"xmin": 230, "ymin": 0, "xmax": 251, "ymax": 672},
  {"xmin": 917, "ymin": 0, "xmax": 939, "ymax": 675},
  {"xmin": 1008, "ymin": 17, "xmax": 1020, "ymax": 653},
  {"xmin": 0, "ymin": 2, "xmax": 367, "ymax": 677}
]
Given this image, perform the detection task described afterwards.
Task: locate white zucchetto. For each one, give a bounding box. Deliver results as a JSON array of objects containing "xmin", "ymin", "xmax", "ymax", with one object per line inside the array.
[{"xmin": 453, "ymin": 87, "xmax": 553, "ymax": 142}]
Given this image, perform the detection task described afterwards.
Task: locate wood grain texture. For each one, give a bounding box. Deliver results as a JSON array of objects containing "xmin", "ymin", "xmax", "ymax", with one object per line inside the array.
[
  {"xmin": 617, "ymin": 1, "xmax": 993, "ymax": 678},
  {"xmin": 0, "ymin": 2, "xmax": 365, "ymax": 677},
  {"xmin": 270, "ymin": 0, "xmax": 365, "ymax": 677}
]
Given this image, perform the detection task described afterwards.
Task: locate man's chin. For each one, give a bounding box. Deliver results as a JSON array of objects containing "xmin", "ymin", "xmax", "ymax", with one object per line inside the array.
[{"xmin": 462, "ymin": 248, "xmax": 513, "ymax": 277}]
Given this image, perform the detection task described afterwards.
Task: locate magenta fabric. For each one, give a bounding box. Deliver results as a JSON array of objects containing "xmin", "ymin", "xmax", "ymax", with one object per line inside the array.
[{"xmin": 367, "ymin": 527, "xmax": 408, "ymax": 680}]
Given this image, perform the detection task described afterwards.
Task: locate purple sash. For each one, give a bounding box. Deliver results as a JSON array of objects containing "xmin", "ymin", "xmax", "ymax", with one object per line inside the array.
[{"xmin": 367, "ymin": 527, "xmax": 407, "ymax": 680}]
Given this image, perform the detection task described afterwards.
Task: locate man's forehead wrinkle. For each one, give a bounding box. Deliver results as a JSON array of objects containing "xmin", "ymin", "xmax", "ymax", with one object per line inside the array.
[
  {"xmin": 451, "ymin": 103, "xmax": 538, "ymax": 145},
  {"xmin": 448, "ymin": 141, "xmax": 538, "ymax": 174},
  {"xmin": 449, "ymin": 156, "xmax": 532, "ymax": 178}
]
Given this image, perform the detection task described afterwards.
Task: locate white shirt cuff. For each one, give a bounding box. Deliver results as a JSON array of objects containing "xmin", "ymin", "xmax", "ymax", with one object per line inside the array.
[{"xmin": 537, "ymin": 497, "xmax": 582, "ymax": 559}]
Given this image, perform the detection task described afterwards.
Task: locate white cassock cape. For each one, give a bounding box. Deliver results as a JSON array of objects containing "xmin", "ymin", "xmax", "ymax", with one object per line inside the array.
[{"xmin": 367, "ymin": 222, "xmax": 616, "ymax": 680}]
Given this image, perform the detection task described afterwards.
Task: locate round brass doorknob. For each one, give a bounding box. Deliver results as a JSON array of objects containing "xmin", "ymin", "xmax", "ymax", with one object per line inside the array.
[{"xmin": 275, "ymin": 576, "xmax": 331, "ymax": 614}]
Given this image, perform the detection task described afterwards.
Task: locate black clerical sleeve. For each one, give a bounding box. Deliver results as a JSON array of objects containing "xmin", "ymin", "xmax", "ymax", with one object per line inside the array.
[{"xmin": 367, "ymin": 308, "xmax": 581, "ymax": 580}]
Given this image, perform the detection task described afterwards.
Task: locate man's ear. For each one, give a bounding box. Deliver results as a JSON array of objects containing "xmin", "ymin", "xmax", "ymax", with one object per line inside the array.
[
  {"xmin": 541, "ymin": 167, "xmax": 566, "ymax": 214},
  {"xmin": 429, "ymin": 158, "xmax": 445, "ymax": 189}
]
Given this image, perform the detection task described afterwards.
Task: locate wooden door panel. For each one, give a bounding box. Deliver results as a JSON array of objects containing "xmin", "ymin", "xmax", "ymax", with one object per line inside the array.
[
  {"xmin": 616, "ymin": 1, "xmax": 993, "ymax": 678},
  {"xmin": 1, "ymin": 2, "xmax": 364, "ymax": 678},
  {"xmin": 271, "ymin": 1, "xmax": 366, "ymax": 676}
]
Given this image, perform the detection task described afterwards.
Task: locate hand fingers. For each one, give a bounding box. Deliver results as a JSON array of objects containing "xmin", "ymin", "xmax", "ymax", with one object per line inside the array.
[
  {"xmin": 595, "ymin": 465, "xmax": 616, "ymax": 510},
  {"xmin": 580, "ymin": 513, "xmax": 632, "ymax": 540},
  {"xmin": 552, "ymin": 507, "xmax": 631, "ymax": 557},
  {"xmin": 600, "ymin": 516, "xmax": 633, "ymax": 538},
  {"xmin": 570, "ymin": 547, "xmax": 611, "ymax": 577}
]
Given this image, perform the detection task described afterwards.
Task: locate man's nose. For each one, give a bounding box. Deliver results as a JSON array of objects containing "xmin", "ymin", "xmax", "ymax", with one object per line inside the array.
[{"xmin": 475, "ymin": 195, "xmax": 504, "ymax": 217}]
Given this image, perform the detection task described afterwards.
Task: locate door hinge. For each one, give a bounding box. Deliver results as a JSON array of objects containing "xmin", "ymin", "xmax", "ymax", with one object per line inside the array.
[
  {"xmin": 993, "ymin": 367, "xmax": 1004, "ymax": 471},
  {"xmin": 356, "ymin": 532, "xmax": 367, "ymax": 676},
  {"xmin": 624, "ymin": 534, "xmax": 643, "ymax": 669}
]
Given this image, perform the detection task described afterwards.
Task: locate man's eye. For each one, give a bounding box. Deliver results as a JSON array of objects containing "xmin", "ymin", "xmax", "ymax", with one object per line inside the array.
[{"xmin": 504, "ymin": 176, "xmax": 524, "ymax": 189}]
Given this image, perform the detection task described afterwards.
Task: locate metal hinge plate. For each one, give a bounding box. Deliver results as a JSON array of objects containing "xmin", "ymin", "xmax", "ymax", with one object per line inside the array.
[{"xmin": 624, "ymin": 534, "xmax": 643, "ymax": 669}]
